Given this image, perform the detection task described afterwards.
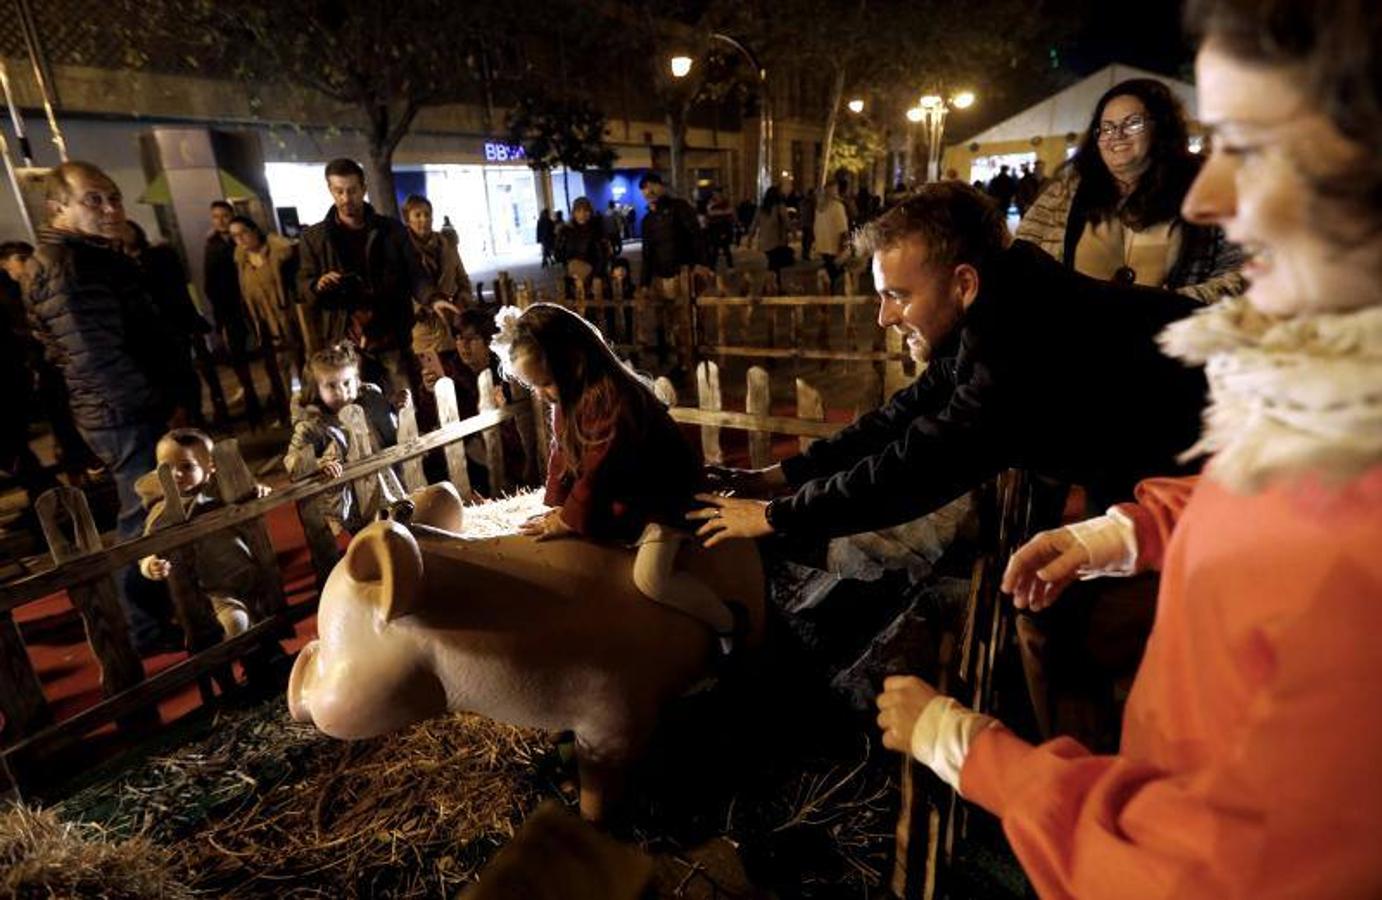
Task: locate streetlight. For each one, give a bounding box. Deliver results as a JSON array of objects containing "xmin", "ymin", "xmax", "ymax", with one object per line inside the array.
[
  {"xmin": 668, "ymin": 35, "xmax": 774, "ymax": 200},
  {"xmin": 847, "ymin": 98, "xmax": 865, "ymax": 114},
  {"xmin": 910, "ymin": 90, "xmax": 976, "ymax": 183}
]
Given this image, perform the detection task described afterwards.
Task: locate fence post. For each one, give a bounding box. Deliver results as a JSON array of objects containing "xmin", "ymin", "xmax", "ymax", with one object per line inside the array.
[
  {"xmin": 746, "ymin": 366, "xmax": 772, "ymax": 469},
  {"xmin": 287, "ymin": 442, "xmax": 339, "ymax": 590},
  {"xmin": 153, "ymin": 464, "xmax": 231, "ymax": 703},
  {"xmin": 477, "ymin": 368, "xmax": 507, "ymax": 495},
  {"xmin": 696, "ymin": 360, "xmax": 723, "ymax": 465},
  {"xmin": 795, "ymin": 378, "xmax": 825, "ymax": 453},
  {"xmin": 434, "ymin": 376, "xmax": 475, "ymax": 499},
  {"xmin": 653, "ymin": 377, "xmax": 678, "ymax": 407},
  {"xmin": 0, "ymin": 610, "xmax": 50, "ymax": 743},
  {"xmin": 213, "ymin": 439, "xmax": 287, "ymax": 622},
  {"xmin": 33, "ymin": 487, "xmax": 151, "ymax": 729},
  {"xmin": 396, "ymin": 397, "xmax": 427, "ymax": 493}
]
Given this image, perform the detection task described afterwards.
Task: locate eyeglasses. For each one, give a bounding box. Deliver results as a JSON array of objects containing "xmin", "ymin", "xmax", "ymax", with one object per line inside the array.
[{"xmin": 1096, "ymin": 114, "xmax": 1147, "ymax": 141}]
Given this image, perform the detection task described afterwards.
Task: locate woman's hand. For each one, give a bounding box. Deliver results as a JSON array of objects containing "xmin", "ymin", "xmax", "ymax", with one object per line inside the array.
[
  {"xmin": 519, "ymin": 509, "xmax": 574, "ymax": 542},
  {"xmin": 687, "ymin": 493, "xmax": 773, "ymax": 547},
  {"xmin": 318, "ymin": 459, "xmax": 344, "ymax": 481},
  {"xmin": 876, "ymin": 675, "xmax": 940, "ymax": 754},
  {"xmin": 1001, "ymin": 528, "xmax": 1091, "ymax": 612}
]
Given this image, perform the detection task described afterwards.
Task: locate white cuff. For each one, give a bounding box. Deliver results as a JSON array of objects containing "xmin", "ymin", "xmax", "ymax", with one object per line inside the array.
[
  {"xmin": 910, "ymin": 696, "xmax": 998, "ymax": 791},
  {"xmin": 1065, "ymin": 508, "xmax": 1139, "ymax": 580}
]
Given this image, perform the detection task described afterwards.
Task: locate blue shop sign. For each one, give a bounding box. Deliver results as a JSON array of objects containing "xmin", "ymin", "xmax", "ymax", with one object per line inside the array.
[{"xmin": 484, "ymin": 142, "xmax": 528, "ymax": 162}]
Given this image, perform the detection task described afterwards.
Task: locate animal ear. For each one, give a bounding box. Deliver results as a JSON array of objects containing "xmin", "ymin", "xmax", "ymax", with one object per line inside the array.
[
  {"xmin": 409, "ymin": 482, "xmax": 464, "ymax": 534},
  {"xmin": 344, "ymin": 520, "xmax": 423, "ymax": 625}
]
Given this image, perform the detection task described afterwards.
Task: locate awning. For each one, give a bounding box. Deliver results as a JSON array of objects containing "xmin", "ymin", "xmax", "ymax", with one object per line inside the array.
[{"xmin": 138, "ymin": 168, "xmax": 260, "ymax": 205}]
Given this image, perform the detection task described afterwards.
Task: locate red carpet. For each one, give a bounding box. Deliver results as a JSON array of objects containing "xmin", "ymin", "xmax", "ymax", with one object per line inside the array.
[{"xmin": 9, "ymin": 503, "xmax": 328, "ymax": 757}]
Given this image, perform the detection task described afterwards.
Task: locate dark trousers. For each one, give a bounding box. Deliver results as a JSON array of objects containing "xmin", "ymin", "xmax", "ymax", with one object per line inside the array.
[
  {"xmin": 78, "ymin": 419, "xmax": 170, "ymax": 646},
  {"xmin": 1015, "ymin": 573, "xmax": 1159, "ymax": 751}
]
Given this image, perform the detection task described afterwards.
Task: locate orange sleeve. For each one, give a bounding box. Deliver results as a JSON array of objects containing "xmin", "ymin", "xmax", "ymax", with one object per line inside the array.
[
  {"xmin": 1112, "ymin": 476, "xmax": 1198, "ymax": 571},
  {"xmin": 958, "ymin": 576, "xmax": 1382, "ymax": 899}
]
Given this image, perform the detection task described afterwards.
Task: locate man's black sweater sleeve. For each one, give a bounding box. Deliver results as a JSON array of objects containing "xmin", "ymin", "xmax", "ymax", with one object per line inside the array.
[
  {"xmin": 770, "ymin": 355, "xmax": 1006, "ymax": 539},
  {"xmin": 779, "ymin": 356, "xmax": 959, "ymax": 486}
]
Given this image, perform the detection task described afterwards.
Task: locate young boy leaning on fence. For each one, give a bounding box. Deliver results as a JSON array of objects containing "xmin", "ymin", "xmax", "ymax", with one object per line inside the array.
[
  {"xmin": 135, "ymin": 428, "xmax": 271, "ymax": 639},
  {"xmin": 284, "ymin": 341, "xmax": 405, "ymax": 534}
]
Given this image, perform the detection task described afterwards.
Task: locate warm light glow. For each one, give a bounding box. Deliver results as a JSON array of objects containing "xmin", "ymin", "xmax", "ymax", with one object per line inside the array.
[
  {"xmin": 952, "ymin": 91, "xmax": 976, "ymax": 109},
  {"xmin": 905, "ymin": 106, "xmax": 924, "ymax": 123},
  {"xmin": 670, "ymin": 56, "xmax": 693, "ymax": 78},
  {"xmin": 919, "ymin": 95, "xmax": 944, "ymax": 110},
  {"xmin": 847, "ymin": 98, "xmax": 864, "ymax": 114},
  {"xmin": 780, "ymin": 169, "xmax": 791, "ymax": 178}
]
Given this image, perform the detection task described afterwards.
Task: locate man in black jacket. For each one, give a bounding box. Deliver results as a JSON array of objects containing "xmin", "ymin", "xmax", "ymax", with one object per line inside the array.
[
  {"xmin": 25, "ymin": 161, "xmax": 187, "ymax": 649},
  {"xmin": 297, "ymin": 158, "xmax": 431, "ymax": 390},
  {"xmin": 637, "ymin": 172, "xmax": 710, "ymax": 287},
  {"xmin": 691, "ymin": 182, "xmax": 1205, "ymax": 544}
]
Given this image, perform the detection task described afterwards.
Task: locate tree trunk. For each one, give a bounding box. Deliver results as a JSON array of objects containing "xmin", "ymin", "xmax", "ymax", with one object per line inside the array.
[
  {"xmin": 817, "ymin": 63, "xmax": 848, "ymax": 192},
  {"xmin": 366, "ymin": 142, "xmax": 400, "ymax": 219},
  {"xmin": 365, "ymin": 100, "xmax": 420, "ymax": 219},
  {"xmin": 667, "ymin": 106, "xmax": 689, "ymax": 197}
]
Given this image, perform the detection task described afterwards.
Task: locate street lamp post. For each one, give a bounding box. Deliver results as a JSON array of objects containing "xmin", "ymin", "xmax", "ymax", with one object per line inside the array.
[
  {"xmin": 906, "ymin": 90, "xmax": 974, "ymax": 183},
  {"xmin": 669, "ymin": 33, "xmax": 773, "ymax": 201}
]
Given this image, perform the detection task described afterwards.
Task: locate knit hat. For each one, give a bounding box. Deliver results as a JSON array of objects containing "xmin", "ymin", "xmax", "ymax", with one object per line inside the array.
[{"xmin": 412, "ymin": 309, "xmax": 453, "ymax": 355}]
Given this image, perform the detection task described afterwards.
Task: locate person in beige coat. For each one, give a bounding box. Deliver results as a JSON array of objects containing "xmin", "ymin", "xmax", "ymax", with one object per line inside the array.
[{"xmin": 229, "ymin": 215, "xmax": 303, "ymax": 420}]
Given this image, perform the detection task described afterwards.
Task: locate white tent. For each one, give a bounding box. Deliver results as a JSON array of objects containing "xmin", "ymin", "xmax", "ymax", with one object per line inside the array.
[{"xmin": 963, "ymin": 63, "xmax": 1198, "ymax": 146}]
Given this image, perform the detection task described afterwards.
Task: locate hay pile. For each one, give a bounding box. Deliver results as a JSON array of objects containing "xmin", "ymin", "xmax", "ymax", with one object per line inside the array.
[
  {"xmin": 55, "ymin": 702, "xmax": 552, "ymax": 898},
  {"xmin": 0, "ymin": 804, "xmax": 193, "ymax": 899}
]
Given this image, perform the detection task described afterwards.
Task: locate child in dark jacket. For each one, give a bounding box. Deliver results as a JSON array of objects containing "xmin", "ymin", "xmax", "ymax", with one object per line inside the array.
[
  {"xmin": 284, "ymin": 341, "xmax": 402, "ymax": 532},
  {"xmin": 492, "ymin": 302, "xmax": 733, "ymax": 648}
]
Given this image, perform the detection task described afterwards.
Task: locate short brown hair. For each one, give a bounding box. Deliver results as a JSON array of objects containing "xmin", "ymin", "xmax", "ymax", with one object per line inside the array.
[
  {"xmin": 401, "ymin": 194, "xmax": 432, "ymax": 218},
  {"xmin": 308, "ymin": 341, "xmax": 359, "ymax": 375},
  {"xmin": 853, "ymin": 182, "xmax": 1008, "ymax": 272},
  {"xmin": 43, "ymin": 161, "xmax": 117, "ymax": 207},
  {"xmin": 1186, "ymin": 0, "xmax": 1381, "ymax": 243},
  {"xmin": 158, "ymin": 427, "xmax": 215, "ymax": 459},
  {"xmin": 324, "ymin": 158, "xmax": 365, "ymax": 183}
]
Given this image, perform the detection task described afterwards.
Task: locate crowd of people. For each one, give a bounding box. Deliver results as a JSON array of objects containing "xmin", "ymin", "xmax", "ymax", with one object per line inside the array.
[{"xmin": 3, "ymin": 0, "xmax": 1379, "ymax": 891}]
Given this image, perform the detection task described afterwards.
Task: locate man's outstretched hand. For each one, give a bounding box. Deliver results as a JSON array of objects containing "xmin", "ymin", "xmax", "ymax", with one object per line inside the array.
[
  {"xmin": 702, "ymin": 463, "xmax": 787, "ymax": 499},
  {"xmin": 687, "ymin": 493, "xmax": 773, "ymax": 547},
  {"xmin": 1001, "ymin": 528, "xmax": 1091, "ymax": 612}
]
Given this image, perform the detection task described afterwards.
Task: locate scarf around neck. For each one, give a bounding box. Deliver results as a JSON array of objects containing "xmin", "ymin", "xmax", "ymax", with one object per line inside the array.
[{"xmin": 1159, "ymin": 296, "xmax": 1382, "ymax": 493}]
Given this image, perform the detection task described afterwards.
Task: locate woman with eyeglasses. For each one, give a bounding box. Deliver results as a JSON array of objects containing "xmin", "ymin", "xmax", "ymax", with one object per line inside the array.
[{"xmin": 1017, "ymin": 78, "xmax": 1244, "ymax": 304}]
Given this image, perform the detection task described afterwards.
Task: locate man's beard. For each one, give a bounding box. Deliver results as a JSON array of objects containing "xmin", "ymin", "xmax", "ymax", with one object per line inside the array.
[{"xmin": 906, "ymin": 330, "xmax": 933, "ymax": 364}]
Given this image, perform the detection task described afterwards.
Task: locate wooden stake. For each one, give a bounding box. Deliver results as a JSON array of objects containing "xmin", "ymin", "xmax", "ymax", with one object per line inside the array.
[
  {"xmin": 696, "ymin": 361, "xmax": 723, "ymax": 465},
  {"xmin": 433, "ymin": 377, "xmax": 474, "ymax": 499},
  {"xmin": 396, "ymin": 396, "xmax": 426, "ymax": 493},
  {"xmin": 746, "ymin": 366, "xmax": 772, "ymax": 469},
  {"xmin": 795, "ymin": 378, "xmax": 825, "ymax": 453},
  {"xmin": 478, "ymin": 369, "xmax": 507, "ymax": 495}
]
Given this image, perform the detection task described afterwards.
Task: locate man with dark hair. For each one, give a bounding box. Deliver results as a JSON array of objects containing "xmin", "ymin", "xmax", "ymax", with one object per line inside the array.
[
  {"xmin": 637, "ymin": 172, "xmax": 710, "ymax": 286},
  {"xmin": 297, "ymin": 157, "xmax": 429, "ymax": 390},
  {"xmin": 204, "ymin": 198, "xmax": 263, "ymax": 424},
  {"xmin": 25, "ymin": 161, "xmax": 187, "ymax": 650},
  {"xmin": 692, "ymin": 181, "xmax": 1206, "ymax": 545}
]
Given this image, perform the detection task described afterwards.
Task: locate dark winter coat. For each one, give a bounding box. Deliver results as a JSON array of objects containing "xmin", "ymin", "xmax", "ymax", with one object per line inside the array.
[
  {"xmin": 23, "ymin": 227, "xmax": 179, "ymax": 430},
  {"xmin": 296, "ymin": 203, "xmax": 430, "ymax": 350},
  {"xmin": 639, "ymin": 194, "xmax": 705, "ymax": 284},
  {"xmin": 555, "ymin": 219, "xmax": 608, "ymax": 274},
  {"xmin": 769, "ymin": 239, "xmax": 1208, "ymax": 539}
]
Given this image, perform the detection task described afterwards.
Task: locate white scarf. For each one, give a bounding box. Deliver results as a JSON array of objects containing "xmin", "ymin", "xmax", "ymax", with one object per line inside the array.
[{"xmin": 1159, "ymin": 297, "xmax": 1382, "ymax": 493}]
